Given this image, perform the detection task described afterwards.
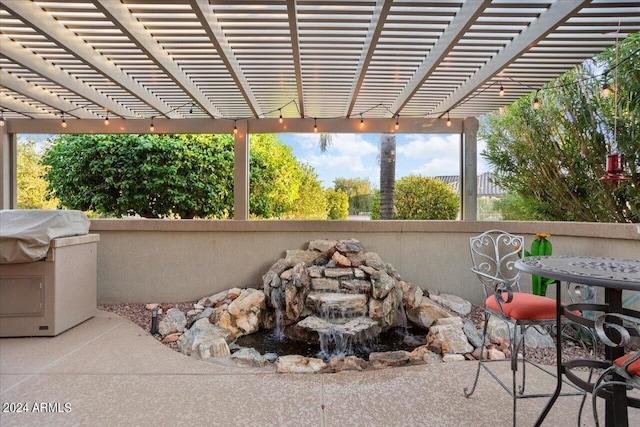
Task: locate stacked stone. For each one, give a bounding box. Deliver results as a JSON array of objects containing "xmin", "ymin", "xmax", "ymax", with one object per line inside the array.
[{"xmin": 262, "ymin": 238, "xmax": 426, "ymax": 332}]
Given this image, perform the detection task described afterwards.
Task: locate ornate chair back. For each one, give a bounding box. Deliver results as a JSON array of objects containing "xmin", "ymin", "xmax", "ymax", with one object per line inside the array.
[{"xmin": 469, "ymin": 229, "xmax": 524, "ymax": 299}]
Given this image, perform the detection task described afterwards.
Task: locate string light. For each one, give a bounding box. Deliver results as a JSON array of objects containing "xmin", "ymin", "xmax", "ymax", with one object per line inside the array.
[
  {"xmin": 446, "ymin": 111, "xmax": 452, "ymax": 127},
  {"xmin": 0, "ymin": 110, "xmax": 5, "ymax": 127},
  {"xmin": 360, "ymin": 114, "xmax": 364, "ymax": 129},
  {"xmin": 313, "ymin": 118, "xmax": 318, "ymax": 133},
  {"xmin": 395, "ymin": 115, "xmax": 399, "ymax": 130},
  {"xmin": 532, "ymin": 91, "xmax": 540, "ymax": 110},
  {"xmin": 233, "ymin": 120, "xmax": 238, "ymax": 135},
  {"xmin": 149, "ymin": 117, "xmax": 154, "ymax": 132},
  {"xmin": 279, "ymin": 109, "xmax": 283, "ymax": 124},
  {"xmin": 189, "ymin": 103, "xmax": 194, "ymax": 115},
  {"xmin": 602, "ymin": 81, "xmax": 611, "ymax": 97},
  {"xmin": 61, "ymin": 112, "xmax": 67, "ymax": 128},
  {"xmin": 499, "ymin": 83, "xmax": 505, "ymax": 97},
  {"xmin": 104, "ymin": 111, "xmax": 109, "ymax": 125}
]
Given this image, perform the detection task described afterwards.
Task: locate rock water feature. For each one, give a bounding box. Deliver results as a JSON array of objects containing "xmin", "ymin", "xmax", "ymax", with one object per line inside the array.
[
  {"xmin": 153, "ymin": 238, "xmax": 554, "ymax": 373},
  {"xmin": 261, "ymin": 238, "xmax": 408, "ymax": 359}
]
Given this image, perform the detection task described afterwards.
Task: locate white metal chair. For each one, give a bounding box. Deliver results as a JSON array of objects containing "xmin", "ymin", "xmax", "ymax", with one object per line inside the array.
[{"xmin": 463, "ymin": 230, "xmax": 582, "ymax": 426}]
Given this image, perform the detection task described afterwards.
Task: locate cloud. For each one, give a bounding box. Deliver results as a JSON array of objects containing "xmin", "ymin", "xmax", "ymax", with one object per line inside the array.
[
  {"xmin": 289, "ymin": 133, "xmax": 378, "ymax": 156},
  {"xmin": 329, "ymin": 134, "xmax": 378, "ymax": 156},
  {"xmin": 288, "ymin": 133, "xmax": 380, "ymax": 187},
  {"xmin": 411, "ymin": 158, "xmax": 460, "ymax": 177},
  {"xmin": 396, "ymin": 134, "xmax": 459, "ymax": 158}
]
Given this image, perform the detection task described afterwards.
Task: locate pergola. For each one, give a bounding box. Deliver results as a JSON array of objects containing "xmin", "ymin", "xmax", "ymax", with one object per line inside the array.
[{"xmin": 1, "ymin": 0, "xmax": 639, "ymax": 219}]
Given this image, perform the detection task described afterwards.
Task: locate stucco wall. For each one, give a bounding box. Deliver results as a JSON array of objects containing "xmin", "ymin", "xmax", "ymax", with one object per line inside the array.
[{"xmin": 90, "ymin": 220, "xmax": 639, "ymax": 305}]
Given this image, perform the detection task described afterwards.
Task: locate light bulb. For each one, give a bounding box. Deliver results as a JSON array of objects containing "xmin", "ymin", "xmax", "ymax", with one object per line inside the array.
[
  {"xmin": 104, "ymin": 112, "xmax": 109, "ymax": 125},
  {"xmin": 499, "ymin": 84, "xmax": 505, "ymax": 97},
  {"xmin": 313, "ymin": 119, "xmax": 318, "ymax": 133},
  {"xmin": 233, "ymin": 120, "xmax": 238, "ymax": 135},
  {"xmin": 149, "ymin": 119, "xmax": 155, "ymax": 132},
  {"xmin": 279, "ymin": 110, "xmax": 283, "ymax": 124},
  {"xmin": 533, "ymin": 96, "xmax": 540, "ymax": 110},
  {"xmin": 446, "ymin": 114, "xmax": 452, "ymax": 127},
  {"xmin": 61, "ymin": 118, "xmax": 67, "ymax": 128},
  {"xmin": 395, "ymin": 115, "xmax": 399, "ymax": 130},
  {"xmin": 602, "ymin": 82, "xmax": 611, "ymax": 97},
  {"xmin": 360, "ymin": 115, "xmax": 364, "ymax": 129}
]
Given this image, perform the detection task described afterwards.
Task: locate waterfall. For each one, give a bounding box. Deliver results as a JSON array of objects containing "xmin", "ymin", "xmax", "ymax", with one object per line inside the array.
[{"xmin": 272, "ymin": 304, "xmax": 286, "ymax": 342}]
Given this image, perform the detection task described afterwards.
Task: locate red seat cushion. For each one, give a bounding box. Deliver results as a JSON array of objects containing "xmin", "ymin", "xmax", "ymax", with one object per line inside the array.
[
  {"xmin": 486, "ymin": 292, "xmax": 562, "ymax": 321},
  {"xmin": 614, "ymin": 353, "xmax": 640, "ymax": 377}
]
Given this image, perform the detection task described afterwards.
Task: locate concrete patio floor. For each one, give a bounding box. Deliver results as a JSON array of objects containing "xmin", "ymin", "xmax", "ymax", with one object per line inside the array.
[{"xmin": 1, "ymin": 310, "xmax": 638, "ymax": 427}]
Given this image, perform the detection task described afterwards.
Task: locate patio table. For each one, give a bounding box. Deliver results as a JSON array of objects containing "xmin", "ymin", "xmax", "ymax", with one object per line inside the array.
[{"xmin": 515, "ymin": 255, "xmax": 640, "ymax": 427}]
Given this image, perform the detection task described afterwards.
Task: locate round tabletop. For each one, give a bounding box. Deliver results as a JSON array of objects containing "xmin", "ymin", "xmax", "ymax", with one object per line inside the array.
[{"xmin": 515, "ymin": 256, "xmax": 640, "ymax": 290}]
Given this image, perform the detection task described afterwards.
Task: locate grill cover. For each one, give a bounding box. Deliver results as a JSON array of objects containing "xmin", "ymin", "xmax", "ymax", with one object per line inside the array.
[{"xmin": 0, "ymin": 210, "xmax": 90, "ymax": 264}]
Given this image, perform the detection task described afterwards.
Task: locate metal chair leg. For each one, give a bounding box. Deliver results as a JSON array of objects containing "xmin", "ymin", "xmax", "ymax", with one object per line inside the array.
[
  {"xmin": 518, "ymin": 326, "xmax": 527, "ymax": 395},
  {"xmin": 464, "ymin": 312, "xmax": 490, "ymax": 398}
]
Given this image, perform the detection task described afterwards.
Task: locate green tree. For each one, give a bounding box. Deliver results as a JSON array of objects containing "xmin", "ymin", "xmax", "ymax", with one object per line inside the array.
[
  {"xmin": 334, "ymin": 177, "xmax": 372, "ymax": 214},
  {"xmin": 42, "ymin": 133, "xmax": 307, "ymax": 219},
  {"xmin": 42, "ymin": 134, "xmax": 234, "ymax": 218},
  {"xmin": 17, "ymin": 139, "xmax": 59, "ymax": 209},
  {"xmin": 250, "ymin": 134, "xmax": 303, "ymax": 218},
  {"xmin": 494, "ymin": 192, "xmax": 536, "ymax": 221},
  {"xmin": 394, "ymin": 175, "xmax": 459, "ymax": 220},
  {"xmin": 326, "ymin": 188, "xmax": 349, "ymax": 219},
  {"xmin": 283, "ymin": 163, "xmax": 327, "ymax": 219},
  {"xmin": 481, "ymin": 33, "xmax": 639, "ymax": 222},
  {"xmin": 370, "ymin": 189, "xmax": 381, "ymax": 220}
]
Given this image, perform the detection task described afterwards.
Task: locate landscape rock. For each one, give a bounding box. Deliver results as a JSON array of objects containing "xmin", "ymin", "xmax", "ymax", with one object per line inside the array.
[
  {"xmin": 158, "ymin": 308, "xmax": 187, "ymax": 336},
  {"xmin": 263, "ymin": 353, "xmax": 279, "ymax": 363},
  {"xmin": 293, "ymin": 316, "xmax": 380, "ymax": 342},
  {"xmin": 442, "ymin": 354, "xmax": 466, "ymax": 362},
  {"xmin": 187, "ymin": 307, "xmax": 214, "ymax": 328},
  {"xmin": 306, "ymin": 292, "xmax": 368, "ymax": 316},
  {"xmin": 231, "ymin": 348, "xmax": 267, "ymax": 367},
  {"xmin": 145, "ymin": 303, "xmax": 160, "ymax": 310},
  {"xmin": 463, "ymin": 320, "xmax": 485, "ymax": 348},
  {"xmin": 311, "ymin": 278, "xmax": 340, "ymax": 292},
  {"xmin": 331, "ymin": 251, "xmax": 352, "ymax": 267},
  {"xmin": 161, "ymin": 332, "xmax": 182, "ymax": 343},
  {"xmin": 328, "ymin": 355, "xmax": 368, "ymax": 372},
  {"xmin": 335, "ymin": 238, "xmax": 364, "ymax": 253},
  {"xmin": 341, "ymin": 279, "xmax": 371, "ymax": 294},
  {"xmin": 198, "ymin": 290, "xmax": 230, "ymax": 308},
  {"xmin": 370, "ymin": 270, "xmax": 395, "ymax": 299},
  {"xmin": 177, "ymin": 318, "xmax": 234, "ymax": 356},
  {"xmin": 427, "ymin": 317, "xmax": 474, "ymax": 355},
  {"xmin": 409, "ymin": 345, "xmax": 441, "ymax": 363},
  {"xmin": 224, "ymin": 288, "xmax": 266, "ymax": 335},
  {"xmin": 324, "ymin": 268, "xmax": 354, "ymax": 278},
  {"xmin": 198, "ymin": 337, "xmax": 230, "ymax": 359},
  {"xmin": 369, "ymin": 350, "xmax": 410, "ymax": 367},
  {"xmin": 401, "ymin": 284, "xmax": 423, "ymax": 310},
  {"xmin": 285, "ymin": 249, "xmax": 320, "ymax": 266},
  {"xmin": 406, "ymin": 299, "xmax": 451, "ymax": 329},
  {"xmin": 487, "ymin": 316, "xmax": 554, "ymax": 348},
  {"xmin": 430, "ymin": 293, "xmax": 472, "ymax": 316},
  {"xmin": 487, "ymin": 348, "xmax": 506, "ymax": 360},
  {"xmin": 276, "ymin": 355, "xmax": 327, "ymax": 373},
  {"xmin": 308, "ymin": 239, "xmax": 337, "ymax": 253}
]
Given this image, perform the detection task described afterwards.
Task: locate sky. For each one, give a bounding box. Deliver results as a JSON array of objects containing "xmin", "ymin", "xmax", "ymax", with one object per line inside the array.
[{"xmin": 278, "ymin": 133, "xmax": 491, "ymax": 189}]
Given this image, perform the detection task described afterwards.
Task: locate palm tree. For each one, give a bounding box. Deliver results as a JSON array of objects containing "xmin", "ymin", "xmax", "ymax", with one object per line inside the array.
[
  {"xmin": 379, "ymin": 134, "xmax": 396, "ymax": 219},
  {"xmin": 318, "ymin": 132, "xmax": 396, "ymax": 219},
  {"xmin": 318, "ymin": 133, "xmax": 332, "ymax": 152}
]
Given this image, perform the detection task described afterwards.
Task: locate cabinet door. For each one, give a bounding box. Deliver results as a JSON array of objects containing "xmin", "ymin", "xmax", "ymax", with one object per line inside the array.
[{"xmin": 0, "ymin": 276, "xmax": 44, "ymax": 316}]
